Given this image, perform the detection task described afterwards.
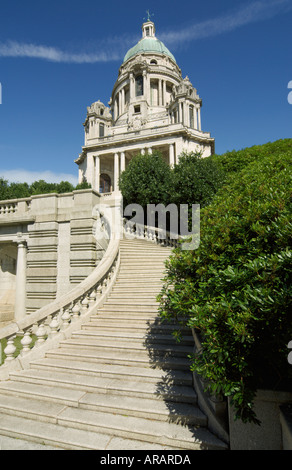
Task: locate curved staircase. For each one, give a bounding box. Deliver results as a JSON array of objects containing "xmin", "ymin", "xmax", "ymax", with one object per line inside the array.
[{"xmin": 0, "ymin": 238, "xmax": 227, "ymax": 450}]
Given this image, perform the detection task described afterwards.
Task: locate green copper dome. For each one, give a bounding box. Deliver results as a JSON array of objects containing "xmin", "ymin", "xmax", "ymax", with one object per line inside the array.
[{"xmin": 123, "ymin": 36, "xmax": 176, "ymax": 63}]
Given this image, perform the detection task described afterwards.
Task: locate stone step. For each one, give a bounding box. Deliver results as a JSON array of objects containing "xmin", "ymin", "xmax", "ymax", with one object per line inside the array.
[
  {"xmin": 97, "ymin": 304, "xmax": 159, "ymax": 312},
  {"xmin": 58, "ymin": 337, "xmax": 193, "ymax": 358},
  {"xmin": 120, "ymin": 243, "xmax": 172, "ymax": 250},
  {"xmin": 0, "ymin": 413, "xmax": 117, "ymax": 450},
  {"xmin": 52, "ymin": 407, "xmax": 227, "ymax": 450},
  {"xmin": 74, "ymin": 330, "xmax": 193, "ymax": 345},
  {"xmin": 106, "ymin": 294, "xmax": 160, "ymax": 301},
  {"xmin": 120, "ymin": 246, "xmax": 172, "ymax": 253},
  {"xmin": 30, "ymin": 357, "xmax": 192, "ymax": 385},
  {"xmin": 94, "ymin": 313, "xmax": 160, "ymax": 320},
  {"xmin": 0, "ymin": 371, "xmax": 197, "ymax": 405},
  {"xmin": 46, "ymin": 347, "xmax": 191, "ymax": 370},
  {"xmin": 0, "ymin": 385, "xmax": 205, "ymax": 428},
  {"xmin": 111, "ymin": 287, "xmax": 162, "ymax": 293},
  {"xmin": 81, "ymin": 321, "xmax": 191, "ymax": 336},
  {"xmin": 88, "ymin": 313, "xmax": 158, "ymax": 321},
  {"xmin": 98, "ymin": 301, "xmax": 159, "ymax": 308},
  {"xmin": 108, "ymin": 290, "xmax": 161, "ymax": 296},
  {"xmin": 0, "ymin": 405, "xmax": 226, "ymax": 451},
  {"xmin": 119, "ymin": 268, "xmax": 165, "ymax": 273}
]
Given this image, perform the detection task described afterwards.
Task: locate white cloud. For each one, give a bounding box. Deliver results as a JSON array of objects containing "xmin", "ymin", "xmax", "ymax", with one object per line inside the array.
[
  {"xmin": 159, "ymin": 0, "xmax": 292, "ymax": 46},
  {"xmin": 0, "ymin": 41, "xmax": 122, "ymax": 63},
  {"xmin": 0, "ymin": 169, "xmax": 78, "ymax": 185},
  {"xmin": 0, "ymin": 1, "xmax": 290, "ymax": 64}
]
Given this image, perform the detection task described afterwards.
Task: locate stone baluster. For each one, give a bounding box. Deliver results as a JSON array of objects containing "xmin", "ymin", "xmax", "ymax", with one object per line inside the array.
[
  {"xmin": 71, "ymin": 301, "xmax": 81, "ymax": 321},
  {"xmin": 81, "ymin": 296, "xmax": 89, "ymax": 314},
  {"xmin": 49, "ymin": 312, "xmax": 61, "ymax": 336},
  {"xmin": 61, "ymin": 307, "xmax": 71, "ymax": 329},
  {"xmin": 88, "ymin": 290, "xmax": 96, "ymax": 307},
  {"xmin": 35, "ymin": 322, "xmax": 47, "ymax": 346},
  {"xmin": 20, "ymin": 329, "xmax": 33, "ymax": 355},
  {"xmin": 4, "ymin": 335, "xmax": 17, "ymax": 362}
]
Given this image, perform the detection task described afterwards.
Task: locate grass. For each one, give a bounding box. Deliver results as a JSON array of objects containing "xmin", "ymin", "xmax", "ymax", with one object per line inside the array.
[{"xmin": 0, "ymin": 335, "xmax": 38, "ymax": 366}]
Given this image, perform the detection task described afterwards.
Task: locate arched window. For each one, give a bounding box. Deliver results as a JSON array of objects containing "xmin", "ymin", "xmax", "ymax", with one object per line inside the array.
[
  {"xmin": 99, "ymin": 174, "xmax": 111, "ymax": 193},
  {"xmin": 99, "ymin": 123, "xmax": 105, "ymax": 137},
  {"xmin": 135, "ymin": 75, "xmax": 143, "ymax": 96}
]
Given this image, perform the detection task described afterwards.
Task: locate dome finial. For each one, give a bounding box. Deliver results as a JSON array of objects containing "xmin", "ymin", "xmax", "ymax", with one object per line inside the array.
[
  {"xmin": 144, "ymin": 10, "xmax": 154, "ymax": 22},
  {"xmin": 142, "ymin": 11, "xmax": 155, "ymax": 38}
]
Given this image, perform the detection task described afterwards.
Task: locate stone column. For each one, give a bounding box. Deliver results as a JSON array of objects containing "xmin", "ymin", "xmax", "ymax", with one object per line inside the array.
[
  {"xmin": 143, "ymin": 70, "xmax": 148, "ymax": 103},
  {"xmin": 162, "ymin": 80, "xmax": 166, "ymax": 106},
  {"xmin": 95, "ymin": 155, "xmax": 100, "ymax": 192},
  {"xmin": 198, "ymin": 107, "xmax": 202, "ymax": 131},
  {"xmin": 121, "ymin": 88, "xmax": 125, "ymax": 115},
  {"xmin": 87, "ymin": 154, "xmax": 95, "ymax": 187},
  {"xmin": 194, "ymin": 107, "xmax": 198, "ymax": 129},
  {"xmin": 114, "ymin": 98, "xmax": 118, "ymax": 121},
  {"xmin": 169, "ymin": 143, "xmax": 175, "ymax": 167},
  {"xmin": 14, "ymin": 239, "xmax": 27, "ymax": 321},
  {"xmin": 118, "ymin": 91, "xmax": 122, "ymax": 117},
  {"xmin": 129, "ymin": 73, "xmax": 134, "ymax": 101},
  {"xmin": 147, "ymin": 76, "xmax": 151, "ymax": 105},
  {"xmin": 120, "ymin": 152, "xmax": 125, "ymax": 173},
  {"xmin": 159, "ymin": 80, "xmax": 162, "ymax": 106},
  {"xmin": 114, "ymin": 153, "xmax": 119, "ymax": 191},
  {"xmin": 184, "ymin": 103, "xmax": 189, "ymax": 127}
]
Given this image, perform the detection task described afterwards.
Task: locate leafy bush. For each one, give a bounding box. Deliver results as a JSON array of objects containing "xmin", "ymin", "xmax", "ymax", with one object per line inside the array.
[
  {"xmin": 158, "ymin": 141, "xmax": 292, "ymax": 424},
  {"xmin": 170, "ymin": 151, "xmax": 224, "ymax": 209},
  {"xmin": 211, "ymin": 138, "xmax": 292, "ymax": 178}
]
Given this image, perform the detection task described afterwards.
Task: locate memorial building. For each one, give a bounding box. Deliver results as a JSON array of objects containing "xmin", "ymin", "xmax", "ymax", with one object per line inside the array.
[{"xmin": 75, "ymin": 18, "xmax": 215, "ymax": 193}]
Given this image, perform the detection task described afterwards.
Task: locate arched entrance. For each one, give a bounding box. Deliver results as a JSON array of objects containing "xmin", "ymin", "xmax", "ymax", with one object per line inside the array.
[{"xmin": 99, "ymin": 174, "xmax": 111, "ymax": 193}]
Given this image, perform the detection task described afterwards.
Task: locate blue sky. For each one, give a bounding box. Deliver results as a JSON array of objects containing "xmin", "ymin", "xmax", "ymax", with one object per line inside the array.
[{"xmin": 0, "ymin": 0, "xmax": 291, "ymax": 185}]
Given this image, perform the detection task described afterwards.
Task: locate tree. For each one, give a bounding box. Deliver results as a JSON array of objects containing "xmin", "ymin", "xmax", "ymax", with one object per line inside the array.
[
  {"xmin": 119, "ymin": 150, "xmax": 172, "ymax": 211},
  {"xmin": 0, "ymin": 178, "xmax": 91, "ymax": 201}
]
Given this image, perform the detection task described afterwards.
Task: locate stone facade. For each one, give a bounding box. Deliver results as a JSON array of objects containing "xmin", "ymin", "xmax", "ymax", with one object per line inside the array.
[
  {"xmin": 0, "ymin": 190, "xmax": 108, "ymax": 320},
  {"xmin": 75, "ymin": 20, "xmax": 215, "ymax": 193}
]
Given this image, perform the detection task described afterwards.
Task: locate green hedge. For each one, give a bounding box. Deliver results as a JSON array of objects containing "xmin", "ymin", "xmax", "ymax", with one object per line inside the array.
[{"xmin": 158, "ymin": 140, "xmax": 292, "ymax": 424}]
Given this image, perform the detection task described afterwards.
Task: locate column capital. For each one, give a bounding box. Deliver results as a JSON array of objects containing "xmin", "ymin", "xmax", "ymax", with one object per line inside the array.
[{"xmin": 16, "ymin": 234, "xmax": 27, "ymax": 248}]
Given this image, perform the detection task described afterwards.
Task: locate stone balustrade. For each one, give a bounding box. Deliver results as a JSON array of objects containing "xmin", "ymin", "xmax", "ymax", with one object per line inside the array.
[
  {"xmin": 123, "ymin": 219, "xmax": 180, "ymax": 248},
  {"xmin": 0, "ymin": 228, "xmax": 120, "ymax": 378},
  {"xmin": 0, "ymin": 198, "xmax": 31, "ymax": 217}
]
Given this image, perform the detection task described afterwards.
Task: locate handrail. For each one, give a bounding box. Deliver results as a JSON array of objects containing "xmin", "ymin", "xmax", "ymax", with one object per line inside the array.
[{"xmin": 0, "ymin": 230, "xmax": 120, "ymax": 372}]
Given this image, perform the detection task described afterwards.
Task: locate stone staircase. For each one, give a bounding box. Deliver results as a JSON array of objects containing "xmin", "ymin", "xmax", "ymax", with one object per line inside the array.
[{"xmin": 0, "ymin": 238, "xmax": 227, "ymax": 450}]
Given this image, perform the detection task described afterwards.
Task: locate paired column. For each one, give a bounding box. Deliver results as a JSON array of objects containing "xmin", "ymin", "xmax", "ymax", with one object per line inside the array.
[
  {"xmin": 197, "ymin": 107, "xmax": 202, "ymax": 131},
  {"xmin": 95, "ymin": 156, "xmax": 100, "ymax": 193},
  {"xmin": 114, "ymin": 153, "xmax": 119, "ymax": 192},
  {"xmin": 120, "ymin": 152, "xmax": 125, "ymax": 173},
  {"xmin": 169, "ymin": 143, "xmax": 175, "ymax": 167},
  {"xmin": 14, "ymin": 239, "xmax": 27, "ymax": 321}
]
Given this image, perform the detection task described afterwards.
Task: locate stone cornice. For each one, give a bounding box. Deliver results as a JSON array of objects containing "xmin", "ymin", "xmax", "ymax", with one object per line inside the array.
[{"xmin": 80, "ymin": 124, "xmax": 214, "ymax": 154}]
